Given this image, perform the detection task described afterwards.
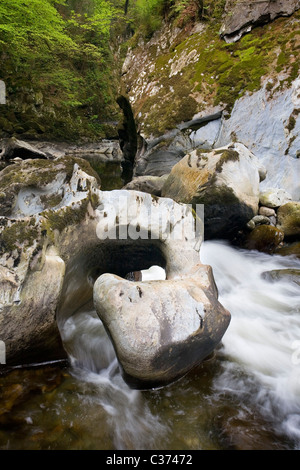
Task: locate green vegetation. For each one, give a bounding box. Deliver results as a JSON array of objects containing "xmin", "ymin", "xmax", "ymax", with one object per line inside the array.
[
  {"xmin": 124, "ymin": 4, "xmax": 300, "ymax": 136},
  {"xmin": 0, "ymin": 220, "xmax": 39, "ymax": 253},
  {"xmin": 0, "ymin": 0, "xmax": 299, "ymax": 141},
  {"xmin": 0, "ymin": 0, "xmax": 125, "ymax": 142}
]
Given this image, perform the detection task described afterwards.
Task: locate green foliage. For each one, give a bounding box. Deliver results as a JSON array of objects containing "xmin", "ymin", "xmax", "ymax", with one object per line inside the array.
[
  {"xmin": 0, "ymin": 0, "xmax": 123, "ymax": 141},
  {"xmin": 132, "ymin": 0, "xmax": 166, "ymax": 37}
]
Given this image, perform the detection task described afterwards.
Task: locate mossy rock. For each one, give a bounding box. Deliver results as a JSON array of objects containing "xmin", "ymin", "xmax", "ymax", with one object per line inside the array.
[
  {"xmin": 261, "ymin": 269, "xmax": 300, "ymax": 286},
  {"xmin": 0, "ymin": 219, "xmax": 40, "ymax": 255},
  {"xmin": 275, "ymin": 241, "xmax": 300, "ymax": 259},
  {"xmin": 245, "ymin": 224, "xmax": 284, "ymax": 254},
  {"xmin": 276, "ymin": 202, "xmax": 300, "ymax": 238},
  {"xmin": 0, "ymin": 156, "xmax": 101, "ymax": 216}
]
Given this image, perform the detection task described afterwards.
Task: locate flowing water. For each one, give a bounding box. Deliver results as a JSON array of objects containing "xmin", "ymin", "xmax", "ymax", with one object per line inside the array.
[
  {"xmin": 1, "ymin": 158, "xmax": 300, "ymax": 450},
  {"xmin": 0, "ymin": 240, "xmax": 299, "ymax": 450}
]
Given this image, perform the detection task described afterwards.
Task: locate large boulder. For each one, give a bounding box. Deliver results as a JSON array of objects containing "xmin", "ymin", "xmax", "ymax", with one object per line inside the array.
[
  {"xmin": 0, "ymin": 156, "xmax": 102, "ymax": 365},
  {"xmin": 0, "ymin": 158, "xmax": 230, "ymax": 389},
  {"xmin": 162, "ymin": 142, "xmax": 266, "ymax": 240},
  {"xmin": 94, "ymin": 266, "xmax": 231, "ymax": 389}
]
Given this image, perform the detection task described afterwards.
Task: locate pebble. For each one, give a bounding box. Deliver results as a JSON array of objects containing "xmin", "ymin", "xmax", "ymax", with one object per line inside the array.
[{"xmin": 259, "ymin": 206, "xmax": 276, "ymax": 217}]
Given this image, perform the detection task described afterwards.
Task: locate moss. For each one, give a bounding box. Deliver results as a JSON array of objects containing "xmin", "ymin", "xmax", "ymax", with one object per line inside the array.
[
  {"xmin": 286, "ymin": 115, "xmax": 296, "ymax": 133},
  {"xmin": 193, "ymin": 182, "xmax": 239, "ymax": 206},
  {"xmin": 0, "ymin": 220, "xmax": 39, "ymax": 254},
  {"xmin": 215, "ymin": 149, "xmax": 239, "ymax": 172},
  {"xmin": 42, "ymin": 198, "xmax": 90, "ymax": 235},
  {"xmin": 128, "ymin": 9, "xmax": 300, "ymax": 136}
]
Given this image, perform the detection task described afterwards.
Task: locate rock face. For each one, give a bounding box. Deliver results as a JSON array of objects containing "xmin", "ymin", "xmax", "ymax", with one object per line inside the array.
[
  {"xmin": 0, "ymin": 157, "xmax": 230, "ymax": 389},
  {"xmin": 215, "ymin": 79, "xmax": 300, "ymax": 200},
  {"xmin": 0, "ymin": 156, "xmax": 101, "ymax": 365},
  {"xmin": 220, "ymin": 0, "xmax": 300, "ymax": 42},
  {"xmin": 161, "ymin": 142, "xmax": 266, "ymax": 240},
  {"xmin": 121, "ymin": 6, "xmax": 300, "ymax": 200}
]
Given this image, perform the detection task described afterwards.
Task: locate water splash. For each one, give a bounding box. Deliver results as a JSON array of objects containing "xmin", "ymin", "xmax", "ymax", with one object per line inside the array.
[
  {"xmin": 201, "ymin": 241, "xmax": 300, "ymax": 448},
  {"xmin": 60, "ymin": 307, "xmax": 168, "ymax": 450}
]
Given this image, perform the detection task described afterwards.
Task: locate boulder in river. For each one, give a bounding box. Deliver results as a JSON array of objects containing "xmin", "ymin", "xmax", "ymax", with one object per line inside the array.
[
  {"xmin": 0, "ymin": 157, "xmax": 230, "ymax": 389},
  {"xmin": 245, "ymin": 224, "xmax": 285, "ymax": 254},
  {"xmin": 94, "ymin": 262, "xmax": 230, "ymax": 389},
  {"xmin": 220, "ymin": 0, "xmax": 300, "ymax": 43},
  {"xmin": 161, "ymin": 142, "xmax": 266, "ymax": 240}
]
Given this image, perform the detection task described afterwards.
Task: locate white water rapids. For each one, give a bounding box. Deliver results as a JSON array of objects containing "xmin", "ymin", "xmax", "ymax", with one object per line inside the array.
[
  {"xmin": 201, "ymin": 241, "xmax": 300, "ymax": 447},
  {"xmin": 59, "ymin": 240, "xmax": 300, "ymax": 450}
]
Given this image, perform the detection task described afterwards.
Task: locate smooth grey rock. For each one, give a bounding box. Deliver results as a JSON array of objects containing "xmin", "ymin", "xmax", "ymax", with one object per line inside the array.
[
  {"xmin": 123, "ymin": 174, "xmax": 169, "ymax": 196},
  {"xmin": 220, "ymin": 0, "xmax": 300, "ymax": 43},
  {"xmin": 134, "ymin": 113, "xmax": 223, "ymax": 177},
  {"xmin": 0, "ymin": 157, "xmax": 230, "ymax": 386},
  {"xmin": 215, "ymin": 79, "xmax": 300, "ymax": 200},
  {"xmin": 189, "ymin": 119, "xmax": 222, "ymax": 149},
  {"xmin": 261, "ymin": 268, "xmax": 300, "ymax": 286},
  {"xmin": 94, "ymin": 266, "xmax": 231, "ymax": 389},
  {"xmin": 134, "ymin": 148, "xmax": 185, "ymax": 177}
]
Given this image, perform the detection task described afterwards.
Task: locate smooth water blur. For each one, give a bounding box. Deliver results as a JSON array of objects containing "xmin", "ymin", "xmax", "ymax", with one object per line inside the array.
[
  {"xmin": 0, "ymin": 242, "xmax": 299, "ymax": 450},
  {"xmin": 201, "ymin": 241, "xmax": 300, "ymax": 448}
]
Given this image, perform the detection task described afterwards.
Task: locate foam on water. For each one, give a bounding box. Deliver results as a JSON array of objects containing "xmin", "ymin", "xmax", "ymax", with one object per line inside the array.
[
  {"xmin": 59, "ymin": 243, "xmax": 300, "ymax": 449},
  {"xmin": 201, "ymin": 241, "xmax": 300, "ymax": 447}
]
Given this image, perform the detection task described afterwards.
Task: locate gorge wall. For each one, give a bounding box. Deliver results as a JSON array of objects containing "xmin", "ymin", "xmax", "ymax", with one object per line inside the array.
[{"xmin": 121, "ymin": 0, "xmax": 300, "ymax": 199}]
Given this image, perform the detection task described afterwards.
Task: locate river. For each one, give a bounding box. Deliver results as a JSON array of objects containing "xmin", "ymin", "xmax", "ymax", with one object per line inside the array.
[{"xmin": 0, "ymin": 161, "xmax": 299, "ymax": 450}]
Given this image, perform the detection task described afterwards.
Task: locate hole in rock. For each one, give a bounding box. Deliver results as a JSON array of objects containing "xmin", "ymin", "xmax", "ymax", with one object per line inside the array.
[
  {"xmin": 56, "ymin": 239, "xmax": 167, "ymax": 373},
  {"xmin": 56, "ymin": 239, "xmax": 167, "ymax": 326}
]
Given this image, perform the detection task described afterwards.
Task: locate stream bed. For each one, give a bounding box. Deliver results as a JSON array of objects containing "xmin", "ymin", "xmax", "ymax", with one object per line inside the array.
[
  {"xmin": 0, "ymin": 240, "xmax": 299, "ymax": 450},
  {"xmin": 0, "ymin": 158, "xmax": 300, "ymax": 450}
]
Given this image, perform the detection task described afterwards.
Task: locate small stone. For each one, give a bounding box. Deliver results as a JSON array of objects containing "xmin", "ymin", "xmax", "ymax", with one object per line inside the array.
[
  {"xmin": 246, "ymin": 219, "xmax": 256, "ymax": 230},
  {"xmin": 259, "ymin": 206, "xmax": 276, "ymax": 217},
  {"xmin": 252, "ymin": 215, "xmax": 271, "ymax": 226},
  {"xmin": 245, "ymin": 224, "xmax": 285, "ymax": 254},
  {"xmin": 259, "ymin": 188, "xmax": 292, "ymax": 208}
]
